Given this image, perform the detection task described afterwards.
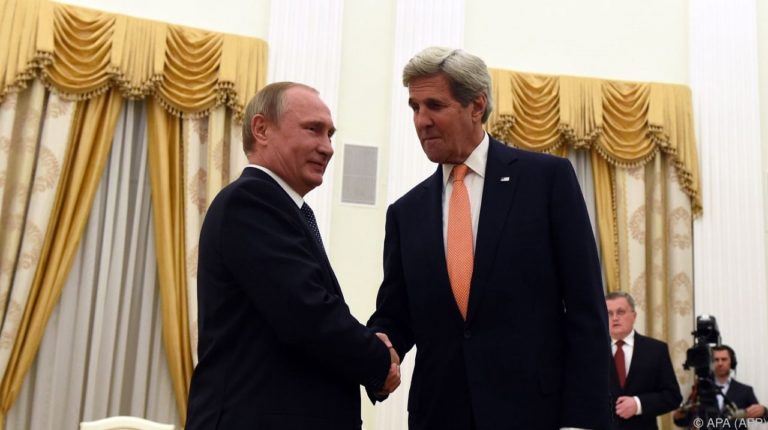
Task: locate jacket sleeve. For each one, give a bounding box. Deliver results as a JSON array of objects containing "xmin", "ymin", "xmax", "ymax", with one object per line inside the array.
[
  {"xmin": 637, "ymin": 341, "xmax": 683, "ymax": 416},
  {"xmin": 219, "ymin": 181, "xmax": 391, "ymax": 390},
  {"xmin": 548, "ymin": 157, "xmax": 612, "ymax": 429}
]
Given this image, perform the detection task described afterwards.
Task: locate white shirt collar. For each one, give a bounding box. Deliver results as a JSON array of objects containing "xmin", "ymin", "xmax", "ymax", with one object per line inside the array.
[
  {"xmin": 247, "ymin": 164, "xmax": 304, "ymax": 208},
  {"xmin": 442, "ymin": 132, "xmax": 489, "ymax": 186},
  {"xmin": 717, "ymin": 376, "xmax": 732, "ymax": 388},
  {"xmin": 612, "ymin": 330, "xmax": 636, "ymax": 347}
]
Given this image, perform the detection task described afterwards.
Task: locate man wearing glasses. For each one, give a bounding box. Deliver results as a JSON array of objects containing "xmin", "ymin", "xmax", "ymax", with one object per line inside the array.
[{"xmin": 606, "ymin": 292, "xmax": 682, "ymax": 429}]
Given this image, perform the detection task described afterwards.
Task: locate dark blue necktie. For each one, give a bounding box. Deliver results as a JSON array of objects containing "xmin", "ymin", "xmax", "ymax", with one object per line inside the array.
[{"xmin": 300, "ymin": 203, "xmax": 327, "ymax": 255}]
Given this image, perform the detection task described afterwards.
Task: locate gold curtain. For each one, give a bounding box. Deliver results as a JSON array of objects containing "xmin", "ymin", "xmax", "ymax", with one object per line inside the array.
[
  {"xmin": 488, "ymin": 68, "xmax": 701, "ymax": 287},
  {"xmin": 0, "ymin": 89, "xmax": 123, "ymax": 425},
  {"xmin": 0, "ymin": 82, "xmax": 75, "ymax": 429},
  {"xmin": 488, "ymin": 68, "xmax": 698, "ymax": 430},
  {"xmin": 0, "ymin": 0, "xmax": 267, "ymax": 426}
]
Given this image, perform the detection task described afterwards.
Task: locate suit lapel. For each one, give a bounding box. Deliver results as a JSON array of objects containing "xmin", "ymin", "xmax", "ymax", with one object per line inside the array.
[
  {"xmin": 243, "ymin": 167, "xmax": 343, "ymax": 296},
  {"xmin": 466, "ymin": 140, "xmax": 520, "ymax": 323},
  {"xmin": 422, "ymin": 167, "xmax": 454, "ymax": 295},
  {"xmin": 411, "ymin": 166, "xmax": 464, "ymax": 320},
  {"xmin": 624, "ymin": 333, "xmax": 643, "ymax": 389}
]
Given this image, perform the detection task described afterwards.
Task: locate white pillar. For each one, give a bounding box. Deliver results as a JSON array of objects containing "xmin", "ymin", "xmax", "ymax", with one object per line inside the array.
[
  {"xmin": 267, "ymin": 0, "xmax": 345, "ymax": 246},
  {"xmin": 690, "ymin": 0, "xmax": 768, "ymax": 406}
]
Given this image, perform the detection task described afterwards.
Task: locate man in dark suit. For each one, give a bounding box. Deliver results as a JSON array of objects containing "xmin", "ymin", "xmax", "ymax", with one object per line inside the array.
[
  {"xmin": 710, "ymin": 346, "xmax": 768, "ymax": 420},
  {"xmin": 606, "ymin": 292, "xmax": 682, "ymax": 429},
  {"xmin": 674, "ymin": 345, "xmax": 768, "ymax": 429},
  {"xmin": 367, "ymin": 46, "xmax": 610, "ymax": 430},
  {"xmin": 186, "ymin": 82, "xmax": 400, "ymax": 430}
]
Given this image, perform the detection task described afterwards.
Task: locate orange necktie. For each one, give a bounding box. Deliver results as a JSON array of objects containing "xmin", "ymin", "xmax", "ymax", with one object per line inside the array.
[{"xmin": 447, "ymin": 164, "xmax": 473, "ymax": 320}]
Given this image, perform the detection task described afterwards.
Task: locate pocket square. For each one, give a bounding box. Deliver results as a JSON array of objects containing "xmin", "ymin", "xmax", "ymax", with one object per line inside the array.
[{"xmin": 500, "ymin": 177, "xmax": 510, "ymax": 182}]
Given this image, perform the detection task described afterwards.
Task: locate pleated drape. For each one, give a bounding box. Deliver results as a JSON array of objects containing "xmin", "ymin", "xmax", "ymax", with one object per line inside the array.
[
  {"xmin": 0, "ymin": 89, "xmax": 123, "ymax": 430},
  {"xmin": 1, "ymin": 0, "xmax": 267, "ymax": 118},
  {"xmin": 488, "ymin": 67, "xmax": 701, "ymax": 292},
  {"xmin": 488, "ymin": 68, "xmax": 700, "ymax": 213},
  {"xmin": 147, "ymin": 98, "xmax": 192, "ymax": 423}
]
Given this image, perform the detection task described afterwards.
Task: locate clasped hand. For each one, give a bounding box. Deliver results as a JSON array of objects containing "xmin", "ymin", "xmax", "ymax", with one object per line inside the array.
[{"xmin": 375, "ymin": 332, "xmax": 401, "ymax": 396}]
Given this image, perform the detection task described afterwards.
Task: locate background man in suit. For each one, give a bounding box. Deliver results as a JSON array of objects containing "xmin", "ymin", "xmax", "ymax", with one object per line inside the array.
[
  {"xmin": 709, "ymin": 346, "xmax": 768, "ymax": 418},
  {"xmin": 606, "ymin": 292, "xmax": 682, "ymax": 430},
  {"xmin": 186, "ymin": 82, "xmax": 399, "ymax": 430},
  {"xmin": 368, "ymin": 46, "xmax": 610, "ymax": 430},
  {"xmin": 673, "ymin": 345, "xmax": 768, "ymax": 428}
]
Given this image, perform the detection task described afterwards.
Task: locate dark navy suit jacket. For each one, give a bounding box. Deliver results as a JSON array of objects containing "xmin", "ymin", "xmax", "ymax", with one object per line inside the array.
[
  {"xmin": 186, "ymin": 167, "xmax": 390, "ymax": 430},
  {"xmin": 369, "ymin": 138, "xmax": 611, "ymax": 430},
  {"xmin": 609, "ymin": 333, "xmax": 682, "ymax": 429}
]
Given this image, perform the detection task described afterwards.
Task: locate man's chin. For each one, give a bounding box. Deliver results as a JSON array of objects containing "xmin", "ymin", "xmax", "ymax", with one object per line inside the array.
[{"xmin": 422, "ymin": 149, "xmax": 448, "ymax": 164}]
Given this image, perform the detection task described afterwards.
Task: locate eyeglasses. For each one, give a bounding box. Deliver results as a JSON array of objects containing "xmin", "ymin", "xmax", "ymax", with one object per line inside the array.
[{"xmin": 607, "ymin": 309, "xmax": 631, "ymax": 318}]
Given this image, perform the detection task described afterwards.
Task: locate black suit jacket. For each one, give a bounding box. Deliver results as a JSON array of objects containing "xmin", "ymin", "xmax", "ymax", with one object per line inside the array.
[
  {"xmin": 610, "ymin": 333, "xmax": 682, "ymax": 429},
  {"xmin": 723, "ymin": 379, "xmax": 763, "ymax": 411},
  {"xmin": 186, "ymin": 167, "xmax": 391, "ymax": 430},
  {"xmin": 369, "ymin": 139, "xmax": 611, "ymax": 430}
]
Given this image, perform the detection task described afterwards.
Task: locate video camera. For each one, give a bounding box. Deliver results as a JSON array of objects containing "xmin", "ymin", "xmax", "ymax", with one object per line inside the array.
[
  {"xmin": 683, "ymin": 314, "xmax": 721, "ymax": 378},
  {"xmin": 679, "ymin": 315, "xmax": 747, "ymax": 428}
]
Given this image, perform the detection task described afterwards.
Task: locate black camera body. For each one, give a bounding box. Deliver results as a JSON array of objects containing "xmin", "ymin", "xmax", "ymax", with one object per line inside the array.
[
  {"xmin": 684, "ymin": 314, "xmax": 721, "ymax": 378},
  {"xmin": 681, "ymin": 315, "xmax": 726, "ymax": 425}
]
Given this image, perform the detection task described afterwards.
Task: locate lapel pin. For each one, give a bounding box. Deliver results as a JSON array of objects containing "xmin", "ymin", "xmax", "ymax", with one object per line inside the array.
[{"xmin": 500, "ymin": 177, "xmax": 510, "ymax": 182}]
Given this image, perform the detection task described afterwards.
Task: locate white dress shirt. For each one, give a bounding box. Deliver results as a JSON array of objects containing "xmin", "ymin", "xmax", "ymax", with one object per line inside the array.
[
  {"xmin": 716, "ymin": 376, "xmax": 732, "ymax": 411},
  {"xmin": 612, "ymin": 330, "xmax": 643, "ymax": 415}
]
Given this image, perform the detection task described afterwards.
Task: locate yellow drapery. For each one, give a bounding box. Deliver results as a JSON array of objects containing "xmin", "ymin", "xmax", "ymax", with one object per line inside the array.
[
  {"xmin": 488, "ymin": 68, "xmax": 701, "ymax": 292},
  {"xmin": 0, "ymin": 89, "xmax": 123, "ymax": 423},
  {"xmin": 0, "ymin": 0, "xmax": 266, "ymax": 426},
  {"xmin": 1, "ymin": 0, "xmax": 266, "ymax": 119}
]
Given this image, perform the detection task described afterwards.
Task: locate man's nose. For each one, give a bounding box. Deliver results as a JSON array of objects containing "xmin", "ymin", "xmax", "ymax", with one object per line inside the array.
[
  {"xmin": 318, "ymin": 138, "xmax": 334, "ymax": 157},
  {"xmin": 414, "ymin": 109, "xmax": 433, "ymax": 129}
]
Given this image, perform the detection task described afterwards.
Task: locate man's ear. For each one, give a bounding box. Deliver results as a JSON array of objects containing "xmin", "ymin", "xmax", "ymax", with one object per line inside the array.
[
  {"xmin": 251, "ymin": 114, "xmax": 269, "ymax": 145},
  {"xmin": 471, "ymin": 94, "xmax": 487, "ymax": 122}
]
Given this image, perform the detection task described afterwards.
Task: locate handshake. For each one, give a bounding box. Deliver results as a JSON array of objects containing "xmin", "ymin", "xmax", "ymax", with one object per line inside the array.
[{"xmin": 375, "ymin": 332, "xmax": 401, "ymax": 397}]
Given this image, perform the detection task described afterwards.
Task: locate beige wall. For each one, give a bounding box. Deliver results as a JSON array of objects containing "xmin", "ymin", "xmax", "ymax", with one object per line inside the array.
[
  {"xmin": 329, "ymin": 0, "xmax": 395, "ymax": 324},
  {"xmin": 465, "ymin": 0, "xmax": 689, "ymax": 84}
]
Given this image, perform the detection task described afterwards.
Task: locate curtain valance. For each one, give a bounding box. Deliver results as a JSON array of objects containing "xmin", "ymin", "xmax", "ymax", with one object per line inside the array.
[
  {"xmin": 0, "ymin": 0, "xmax": 267, "ymax": 119},
  {"xmin": 488, "ymin": 68, "xmax": 701, "ymax": 214}
]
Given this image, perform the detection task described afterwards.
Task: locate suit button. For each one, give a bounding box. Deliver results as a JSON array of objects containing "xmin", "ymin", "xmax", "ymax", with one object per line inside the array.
[{"xmin": 464, "ymin": 330, "xmax": 471, "ymax": 339}]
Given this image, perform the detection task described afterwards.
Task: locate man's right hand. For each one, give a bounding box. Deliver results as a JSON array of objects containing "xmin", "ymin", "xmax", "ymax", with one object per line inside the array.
[{"xmin": 375, "ymin": 332, "xmax": 400, "ymax": 395}]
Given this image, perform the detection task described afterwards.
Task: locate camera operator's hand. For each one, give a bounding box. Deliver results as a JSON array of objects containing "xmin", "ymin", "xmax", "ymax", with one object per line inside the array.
[
  {"xmin": 615, "ymin": 396, "xmax": 639, "ymax": 419},
  {"xmin": 745, "ymin": 404, "xmax": 766, "ymax": 418}
]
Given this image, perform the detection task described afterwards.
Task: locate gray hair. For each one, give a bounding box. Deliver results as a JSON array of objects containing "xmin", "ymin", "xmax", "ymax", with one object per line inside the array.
[
  {"xmin": 402, "ymin": 46, "xmax": 494, "ymax": 123},
  {"xmin": 242, "ymin": 81, "xmax": 317, "ymax": 154},
  {"xmin": 605, "ymin": 291, "xmax": 636, "ymax": 312}
]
